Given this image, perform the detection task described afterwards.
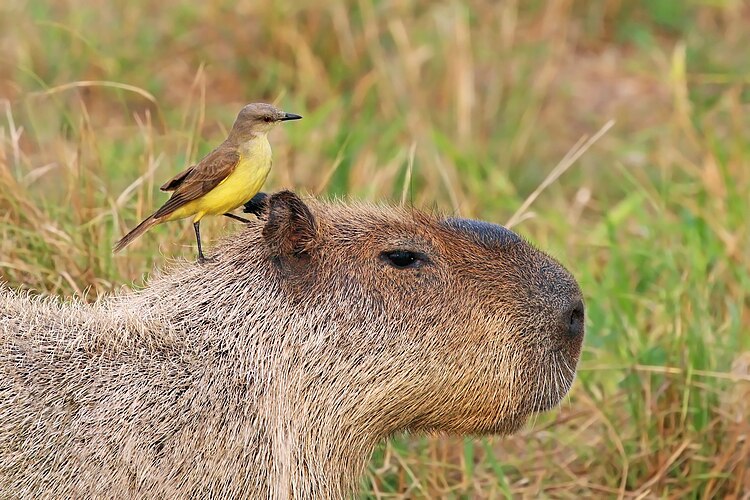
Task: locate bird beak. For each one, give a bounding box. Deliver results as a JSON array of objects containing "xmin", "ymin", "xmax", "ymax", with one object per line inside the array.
[{"xmin": 280, "ymin": 112, "xmax": 302, "ymax": 121}]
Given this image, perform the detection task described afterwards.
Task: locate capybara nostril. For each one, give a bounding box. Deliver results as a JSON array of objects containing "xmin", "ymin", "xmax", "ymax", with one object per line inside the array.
[{"xmin": 564, "ymin": 298, "xmax": 585, "ymax": 339}]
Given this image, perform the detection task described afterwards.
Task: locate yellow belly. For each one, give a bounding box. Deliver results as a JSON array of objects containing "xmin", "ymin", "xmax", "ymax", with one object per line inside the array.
[{"xmin": 167, "ymin": 137, "xmax": 272, "ymax": 222}]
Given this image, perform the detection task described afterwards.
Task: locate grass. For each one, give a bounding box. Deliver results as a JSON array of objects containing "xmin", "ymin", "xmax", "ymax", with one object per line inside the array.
[{"xmin": 2, "ymin": 0, "xmax": 749, "ymax": 496}]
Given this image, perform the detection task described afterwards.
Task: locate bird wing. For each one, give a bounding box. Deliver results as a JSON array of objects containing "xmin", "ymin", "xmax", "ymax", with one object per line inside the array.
[
  {"xmin": 153, "ymin": 144, "xmax": 240, "ymax": 220},
  {"xmin": 160, "ymin": 166, "xmax": 195, "ymax": 192}
]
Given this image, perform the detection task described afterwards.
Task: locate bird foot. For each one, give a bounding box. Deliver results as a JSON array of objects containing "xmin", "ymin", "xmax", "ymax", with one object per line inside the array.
[{"xmin": 197, "ymin": 255, "xmax": 216, "ymax": 264}]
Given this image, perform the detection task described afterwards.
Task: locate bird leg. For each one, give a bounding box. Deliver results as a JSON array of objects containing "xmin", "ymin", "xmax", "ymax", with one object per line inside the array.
[
  {"xmin": 194, "ymin": 221, "xmax": 213, "ymax": 264},
  {"xmin": 223, "ymin": 213, "xmax": 252, "ymax": 224}
]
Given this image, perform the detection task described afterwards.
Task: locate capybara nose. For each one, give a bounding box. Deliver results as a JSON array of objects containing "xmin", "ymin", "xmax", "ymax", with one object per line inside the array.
[{"xmin": 563, "ymin": 298, "xmax": 585, "ymax": 339}]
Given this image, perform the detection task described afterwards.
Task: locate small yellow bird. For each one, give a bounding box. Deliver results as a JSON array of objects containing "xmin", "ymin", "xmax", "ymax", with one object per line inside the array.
[{"xmin": 113, "ymin": 103, "xmax": 302, "ymax": 262}]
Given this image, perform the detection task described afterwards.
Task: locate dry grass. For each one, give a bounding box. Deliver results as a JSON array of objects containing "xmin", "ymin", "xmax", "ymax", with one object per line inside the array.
[{"xmin": 2, "ymin": 0, "xmax": 749, "ymax": 497}]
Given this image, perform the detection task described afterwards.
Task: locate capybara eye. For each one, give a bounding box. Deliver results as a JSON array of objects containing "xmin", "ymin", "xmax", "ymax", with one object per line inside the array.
[{"xmin": 380, "ymin": 250, "xmax": 426, "ymax": 269}]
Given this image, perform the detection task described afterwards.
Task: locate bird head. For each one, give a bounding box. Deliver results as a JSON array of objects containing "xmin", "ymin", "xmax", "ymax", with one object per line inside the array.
[{"xmin": 229, "ymin": 102, "xmax": 302, "ymax": 141}]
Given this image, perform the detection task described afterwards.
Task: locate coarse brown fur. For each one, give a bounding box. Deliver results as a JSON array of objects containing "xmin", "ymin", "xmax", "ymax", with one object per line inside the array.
[{"xmin": 0, "ymin": 191, "xmax": 584, "ymax": 499}]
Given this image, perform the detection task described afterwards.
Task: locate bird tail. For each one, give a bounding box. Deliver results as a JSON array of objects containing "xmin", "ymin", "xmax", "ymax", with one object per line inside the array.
[{"xmin": 113, "ymin": 215, "xmax": 159, "ymax": 254}]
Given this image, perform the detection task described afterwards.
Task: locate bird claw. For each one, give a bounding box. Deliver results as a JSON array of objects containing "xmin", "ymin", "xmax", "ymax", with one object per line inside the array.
[{"xmin": 197, "ymin": 255, "xmax": 216, "ymax": 264}]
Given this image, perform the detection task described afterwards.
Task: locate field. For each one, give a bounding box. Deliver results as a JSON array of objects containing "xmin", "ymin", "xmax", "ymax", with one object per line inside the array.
[{"xmin": 1, "ymin": 0, "xmax": 749, "ymax": 497}]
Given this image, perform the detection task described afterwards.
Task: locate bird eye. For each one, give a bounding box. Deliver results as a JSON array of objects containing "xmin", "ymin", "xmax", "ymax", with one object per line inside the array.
[
  {"xmin": 263, "ymin": 116, "xmax": 273, "ymax": 122},
  {"xmin": 380, "ymin": 250, "xmax": 428, "ymax": 269}
]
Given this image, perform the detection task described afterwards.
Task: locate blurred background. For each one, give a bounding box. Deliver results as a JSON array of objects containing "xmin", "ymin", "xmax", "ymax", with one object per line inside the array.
[{"xmin": 1, "ymin": 0, "xmax": 749, "ymax": 496}]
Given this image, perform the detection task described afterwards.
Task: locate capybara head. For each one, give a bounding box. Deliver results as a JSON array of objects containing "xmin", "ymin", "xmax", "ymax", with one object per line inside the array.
[{"xmin": 239, "ymin": 190, "xmax": 584, "ymax": 436}]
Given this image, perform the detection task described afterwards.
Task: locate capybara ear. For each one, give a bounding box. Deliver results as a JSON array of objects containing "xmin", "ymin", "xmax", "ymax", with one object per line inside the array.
[
  {"xmin": 262, "ymin": 190, "xmax": 318, "ymax": 257},
  {"xmin": 242, "ymin": 192, "xmax": 269, "ymax": 218}
]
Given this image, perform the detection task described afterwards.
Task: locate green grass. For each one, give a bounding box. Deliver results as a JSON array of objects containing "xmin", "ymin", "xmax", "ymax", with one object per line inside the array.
[{"xmin": 2, "ymin": 0, "xmax": 749, "ymax": 496}]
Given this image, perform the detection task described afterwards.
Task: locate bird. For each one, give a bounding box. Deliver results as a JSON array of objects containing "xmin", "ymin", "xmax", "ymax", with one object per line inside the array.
[{"xmin": 113, "ymin": 102, "xmax": 302, "ymax": 262}]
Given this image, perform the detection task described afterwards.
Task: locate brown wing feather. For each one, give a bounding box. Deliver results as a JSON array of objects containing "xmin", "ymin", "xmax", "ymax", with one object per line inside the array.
[
  {"xmin": 160, "ymin": 166, "xmax": 195, "ymax": 191},
  {"xmin": 153, "ymin": 143, "xmax": 240, "ymax": 220}
]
